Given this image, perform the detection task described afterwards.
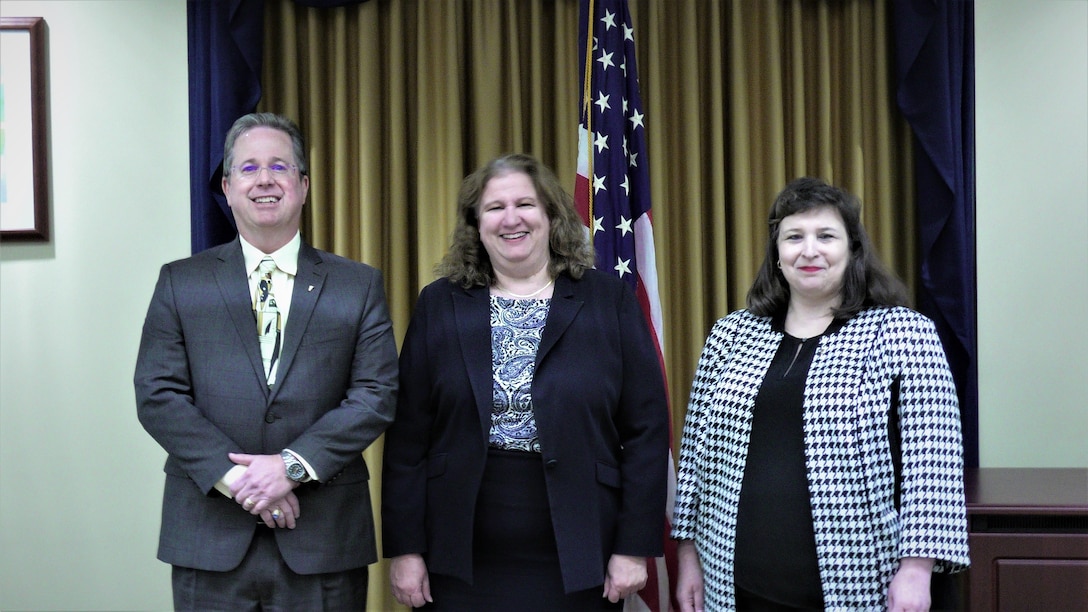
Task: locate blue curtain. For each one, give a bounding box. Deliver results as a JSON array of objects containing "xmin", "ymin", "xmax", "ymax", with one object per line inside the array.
[
  {"xmin": 187, "ymin": 0, "xmax": 265, "ymax": 254},
  {"xmin": 893, "ymin": 0, "xmax": 978, "ymax": 467}
]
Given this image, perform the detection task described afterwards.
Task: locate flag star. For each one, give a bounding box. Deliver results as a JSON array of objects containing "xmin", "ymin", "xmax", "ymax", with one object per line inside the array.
[
  {"xmin": 595, "ymin": 92, "xmax": 611, "ymax": 113},
  {"xmin": 623, "ymin": 98, "xmax": 629, "ymax": 114},
  {"xmin": 597, "ymin": 50, "xmax": 615, "ymax": 71},
  {"xmin": 628, "ymin": 151, "xmax": 638, "ymax": 168},
  {"xmin": 593, "ymin": 174, "xmax": 607, "ymax": 194},
  {"xmin": 614, "ymin": 257, "xmax": 632, "ymax": 277},
  {"xmin": 601, "ymin": 10, "xmax": 617, "ymax": 30},
  {"xmin": 624, "ymin": 23, "xmax": 635, "ymax": 41},
  {"xmin": 622, "ymin": 136, "xmax": 629, "ymax": 158},
  {"xmin": 620, "ymin": 174, "xmax": 630, "ymax": 195},
  {"xmin": 595, "ymin": 132, "xmax": 609, "ymax": 152},
  {"xmin": 621, "ymin": 59, "xmax": 627, "ymax": 77},
  {"xmin": 593, "ymin": 216, "xmax": 604, "ymax": 235},
  {"xmin": 616, "ymin": 216, "xmax": 633, "ymax": 236},
  {"xmin": 629, "ymin": 109, "xmax": 645, "ymax": 129}
]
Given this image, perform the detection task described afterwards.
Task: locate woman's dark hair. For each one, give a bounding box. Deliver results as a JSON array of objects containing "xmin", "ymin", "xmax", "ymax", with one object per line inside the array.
[
  {"xmin": 746, "ymin": 177, "xmax": 909, "ymax": 318},
  {"xmin": 436, "ymin": 153, "xmax": 596, "ymax": 288}
]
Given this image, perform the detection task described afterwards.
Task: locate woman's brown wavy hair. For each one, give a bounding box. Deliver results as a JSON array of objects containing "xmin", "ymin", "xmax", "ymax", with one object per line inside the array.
[{"xmin": 437, "ymin": 154, "xmax": 596, "ymax": 288}]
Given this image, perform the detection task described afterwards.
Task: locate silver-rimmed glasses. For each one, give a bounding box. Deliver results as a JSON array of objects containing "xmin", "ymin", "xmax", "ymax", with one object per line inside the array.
[{"xmin": 230, "ymin": 163, "xmax": 298, "ymax": 179}]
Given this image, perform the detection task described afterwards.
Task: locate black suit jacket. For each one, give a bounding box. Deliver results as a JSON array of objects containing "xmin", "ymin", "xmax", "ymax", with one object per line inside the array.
[
  {"xmin": 382, "ymin": 269, "xmax": 668, "ymax": 593},
  {"xmin": 135, "ymin": 238, "xmax": 398, "ymax": 574}
]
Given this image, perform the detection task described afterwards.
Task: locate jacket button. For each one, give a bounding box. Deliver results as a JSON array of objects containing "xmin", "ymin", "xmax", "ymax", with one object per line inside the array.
[
  {"xmin": 545, "ymin": 459, "xmax": 558, "ymax": 469},
  {"xmin": 264, "ymin": 413, "xmax": 276, "ymax": 424}
]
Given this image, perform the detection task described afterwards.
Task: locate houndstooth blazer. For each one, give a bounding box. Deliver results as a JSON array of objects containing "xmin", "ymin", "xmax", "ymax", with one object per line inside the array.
[{"xmin": 672, "ymin": 306, "xmax": 970, "ymax": 611}]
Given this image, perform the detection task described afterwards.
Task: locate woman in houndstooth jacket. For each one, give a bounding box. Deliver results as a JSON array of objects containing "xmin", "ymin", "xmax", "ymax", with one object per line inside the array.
[{"xmin": 672, "ymin": 178, "xmax": 970, "ymax": 612}]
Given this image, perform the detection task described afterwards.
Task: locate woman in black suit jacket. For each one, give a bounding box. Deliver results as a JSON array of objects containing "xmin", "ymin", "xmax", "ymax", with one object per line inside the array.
[{"xmin": 382, "ymin": 154, "xmax": 669, "ymax": 610}]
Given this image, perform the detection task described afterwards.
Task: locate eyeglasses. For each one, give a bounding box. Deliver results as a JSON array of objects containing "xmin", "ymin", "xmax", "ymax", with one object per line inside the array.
[{"xmin": 230, "ymin": 163, "xmax": 298, "ymax": 179}]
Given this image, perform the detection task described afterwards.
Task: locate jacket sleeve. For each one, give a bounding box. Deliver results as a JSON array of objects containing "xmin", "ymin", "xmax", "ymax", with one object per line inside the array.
[
  {"xmin": 610, "ymin": 280, "xmax": 671, "ymax": 556},
  {"xmin": 671, "ymin": 314, "xmax": 737, "ymax": 540},
  {"xmin": 286, "ymin": 265, "xmax": 400, "ymax": 479},
  {"xmin": 134, "ymin": 263, "xmax": 243, "ymax": 494},
  {"xmin": 888, "ymin": 310, "xmax": 970, "ymax": 572},
  {"xmin": 381, "ymin": 285, "xmax": 436, "ymax": 557}
]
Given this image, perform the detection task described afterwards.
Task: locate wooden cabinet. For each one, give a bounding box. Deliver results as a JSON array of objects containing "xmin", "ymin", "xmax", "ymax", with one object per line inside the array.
[{"xmin": 965, "ymin": 468, "xmax": 1088, "ymax": 611}]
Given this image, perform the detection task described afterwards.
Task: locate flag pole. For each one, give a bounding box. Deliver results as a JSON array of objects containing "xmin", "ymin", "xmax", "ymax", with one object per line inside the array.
[{"xmin": 582, "ymin": 0, "xmax": 595, "ymax": 225}]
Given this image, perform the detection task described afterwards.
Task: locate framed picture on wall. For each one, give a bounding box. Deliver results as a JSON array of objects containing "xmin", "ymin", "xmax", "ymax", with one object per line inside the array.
[{"xmin": 1, "ymin": 16, "xmax": 49, "ymax": 242}]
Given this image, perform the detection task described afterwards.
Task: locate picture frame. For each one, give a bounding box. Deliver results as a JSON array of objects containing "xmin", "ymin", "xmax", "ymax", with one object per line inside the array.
[{"xmin": 1, "ymin": 16, "xmax": 50, "ymax": 242}]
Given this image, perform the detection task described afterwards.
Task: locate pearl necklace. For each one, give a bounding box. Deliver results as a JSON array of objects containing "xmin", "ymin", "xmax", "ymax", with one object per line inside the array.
[{"xmin": 496, "ymin": 278, "xmax": 554, "ymax": 299}]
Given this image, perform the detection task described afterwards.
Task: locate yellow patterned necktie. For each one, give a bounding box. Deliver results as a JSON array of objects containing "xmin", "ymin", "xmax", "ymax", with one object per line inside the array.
[{"xmin": 254, "ymin": 257, "xmax": 281, "ymax": 383}]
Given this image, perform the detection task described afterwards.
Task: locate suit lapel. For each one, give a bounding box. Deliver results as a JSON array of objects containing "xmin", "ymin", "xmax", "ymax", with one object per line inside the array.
[
  {"xmin": 457, "ymin": 277, "xmax": 582, "ymax": 443},
  {"xmin": 213, "ymin": 239, "xmax": 268, "ymax": 393},
  {"xmin": 453, "ymin": 285, "xmax": 495, "ymax": 445},
  {"xmin": 270, "ymin": 243, "xmax": 326, "ymax": 401},
  {"xmin": 537, "ymin": 274, "xmax": 581, "ymax": 365}
]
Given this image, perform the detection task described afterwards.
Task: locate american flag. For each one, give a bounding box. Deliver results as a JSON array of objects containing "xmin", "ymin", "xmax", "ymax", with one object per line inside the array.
[{"xmin": 574, "ymin": 1, "xmax": 676, "ymax": 610}]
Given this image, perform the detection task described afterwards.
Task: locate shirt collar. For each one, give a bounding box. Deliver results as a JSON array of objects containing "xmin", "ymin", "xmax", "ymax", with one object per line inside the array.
[{"xmin": 240, "ymin": 232, "xmax": 301, "ymax": 276}]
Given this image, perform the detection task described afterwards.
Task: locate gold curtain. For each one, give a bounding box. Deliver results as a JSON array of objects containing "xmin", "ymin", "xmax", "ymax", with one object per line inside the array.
[{"xmin": 259, "ymin": 1, "xmax": 912, "ymax": 609}]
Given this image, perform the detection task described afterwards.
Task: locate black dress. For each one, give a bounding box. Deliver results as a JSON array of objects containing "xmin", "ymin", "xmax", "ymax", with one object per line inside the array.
[{"xmin": 733, "ymin": 317, "xmax": 845, "ymax": 610}]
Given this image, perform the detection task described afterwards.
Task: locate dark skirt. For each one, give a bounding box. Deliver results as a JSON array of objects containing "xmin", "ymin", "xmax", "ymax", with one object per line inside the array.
[{"xmin": 425, "ymin": 448, "xmax": 621, "ymax": 611}]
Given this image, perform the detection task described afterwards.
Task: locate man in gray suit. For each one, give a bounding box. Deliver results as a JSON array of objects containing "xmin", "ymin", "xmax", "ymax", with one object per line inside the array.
[{"xmin": 135, "ymin": 112, "xmax": 398, "ymax": 610}]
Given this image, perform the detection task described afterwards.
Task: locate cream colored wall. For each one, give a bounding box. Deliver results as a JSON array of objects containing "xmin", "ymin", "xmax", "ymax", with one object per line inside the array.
[
  {"xmin": 975, "ymin": 0, "xmax": 1088, "ymax": 467},
  {"xmin": 0, "ymin": 0, "xmax": 1085, "ymax": 610},
  {"xmin": 0, "ymin": 1, "xmax": 185, "ymax": 610}
]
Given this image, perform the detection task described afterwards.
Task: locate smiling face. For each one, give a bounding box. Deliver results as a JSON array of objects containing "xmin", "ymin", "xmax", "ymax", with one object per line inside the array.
[
  {"xmin": 777, "ymin": 205, "xmax": 850, "ymax": 307},
  {"xmin": 222, "ymin": 126, "xmax": 309, "ymax": 252},
  {"xmin": 476, "ymin": 170, "xmax": 552, "ymax": 278}
]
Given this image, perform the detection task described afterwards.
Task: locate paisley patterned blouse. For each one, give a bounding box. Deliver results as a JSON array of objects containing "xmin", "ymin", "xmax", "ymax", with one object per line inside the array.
[{"xmin": 488, "ymin": 295, "xmax": 550, "ymax": 452}]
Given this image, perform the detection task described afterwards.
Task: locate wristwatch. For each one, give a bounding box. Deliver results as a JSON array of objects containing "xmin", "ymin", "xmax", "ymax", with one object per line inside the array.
[{"xmin": 281, "ymin": 450, "xmax": 308, "ymax": 482}]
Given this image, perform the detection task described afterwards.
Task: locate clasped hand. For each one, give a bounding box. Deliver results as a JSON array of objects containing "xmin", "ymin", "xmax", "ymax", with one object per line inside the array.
[{"xmin": 228, "ymin": 452, "xmax": 301, "ymax": 529}]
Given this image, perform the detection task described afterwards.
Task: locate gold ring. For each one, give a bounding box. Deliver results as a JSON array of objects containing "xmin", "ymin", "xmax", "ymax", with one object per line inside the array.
[
  {"xmin": 271, "ymin": 509, "xmax": 283, "ymax": 520},
  {"xmin": 244, "ymin": 497, "xmax": 255, "ymax": 509}
]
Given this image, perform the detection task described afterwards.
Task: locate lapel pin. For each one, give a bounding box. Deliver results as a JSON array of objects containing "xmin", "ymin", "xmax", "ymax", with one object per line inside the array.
[{"xmin": 308, "ymin": 285, "xmax": 314, "ymax": 292}]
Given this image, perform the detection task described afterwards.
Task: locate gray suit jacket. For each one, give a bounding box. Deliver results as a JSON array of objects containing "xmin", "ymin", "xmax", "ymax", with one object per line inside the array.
[{"xmin": 135, "ymin": 238, "xmax": 398, "ymax": 574}]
